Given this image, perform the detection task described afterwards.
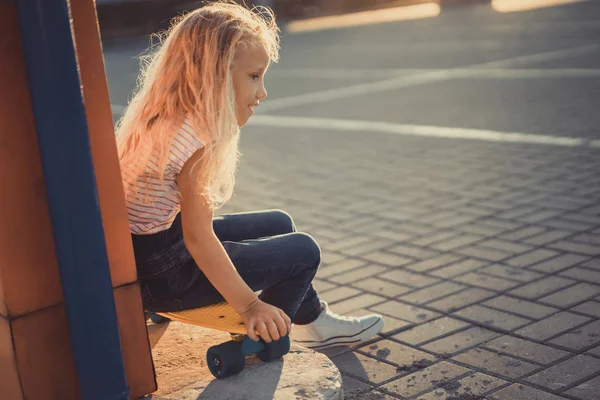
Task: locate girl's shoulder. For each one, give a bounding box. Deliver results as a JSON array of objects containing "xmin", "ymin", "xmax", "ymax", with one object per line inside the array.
[{"xmin": 167, "ymin": 118, "xmax": 207, "ymax": 173}]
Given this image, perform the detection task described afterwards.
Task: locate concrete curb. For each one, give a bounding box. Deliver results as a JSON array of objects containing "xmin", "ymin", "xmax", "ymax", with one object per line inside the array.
[{"xmin": 147, "ymin": 321, "xmax": 343, "ymax": 400}]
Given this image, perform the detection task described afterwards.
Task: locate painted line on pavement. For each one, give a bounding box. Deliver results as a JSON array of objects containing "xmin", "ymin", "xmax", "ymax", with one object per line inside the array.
[
  {"xmin": 259, "ymin": 44, "xmax": 599, "ymax": 112},
  {"xmin": 267, "ymin": 68, "xmax": 600, "ymax": 80},
  {"xmin": 247, "ymin": 115, "xmax": 600, "ymax": 148}
]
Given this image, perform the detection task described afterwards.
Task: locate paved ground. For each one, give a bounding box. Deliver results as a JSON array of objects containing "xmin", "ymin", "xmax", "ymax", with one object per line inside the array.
[{"xmin": 104, "ymin": 1, "xmax": 600, "ymax": 399}]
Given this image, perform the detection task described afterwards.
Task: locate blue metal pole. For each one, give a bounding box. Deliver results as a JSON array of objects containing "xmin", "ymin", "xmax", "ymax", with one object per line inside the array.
[{"xmin": 15, "ymin": 1, "xmax": 129, "ymax": 399}]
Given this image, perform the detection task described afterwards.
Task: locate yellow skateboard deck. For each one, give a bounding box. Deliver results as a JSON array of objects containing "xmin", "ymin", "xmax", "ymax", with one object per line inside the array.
[{"xmin": 155, "ymin": 302, "xmax": 247, "ymax": 334}]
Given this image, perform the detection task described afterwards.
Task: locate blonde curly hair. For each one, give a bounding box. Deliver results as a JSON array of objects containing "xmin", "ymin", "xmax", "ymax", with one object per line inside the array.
[{"xmin": 116, "ymin": 1, "xmax": 280, "ymax": 209}]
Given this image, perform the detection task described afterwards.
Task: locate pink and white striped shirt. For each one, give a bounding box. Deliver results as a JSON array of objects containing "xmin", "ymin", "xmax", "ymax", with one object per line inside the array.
[{"xmin": 123, "ymin": 119, "xmax": 206, "ymax": 235}]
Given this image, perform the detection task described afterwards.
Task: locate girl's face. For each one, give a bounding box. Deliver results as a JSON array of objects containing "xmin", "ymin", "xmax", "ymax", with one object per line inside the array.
[{"xmin": 232, "ymin": 43, "xmax": 270, "ymax": 126}]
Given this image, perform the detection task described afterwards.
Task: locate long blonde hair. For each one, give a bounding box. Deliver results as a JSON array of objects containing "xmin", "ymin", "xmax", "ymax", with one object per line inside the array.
[{"xmin": 116, "ymin": 1, "xmax": 280, "ymax": 209}]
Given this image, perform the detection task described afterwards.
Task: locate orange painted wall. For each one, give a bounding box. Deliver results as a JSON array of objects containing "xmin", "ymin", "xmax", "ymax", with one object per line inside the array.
[{"xmin": 0, "ymin": 1, "xmax": 156, "ymax": 398}]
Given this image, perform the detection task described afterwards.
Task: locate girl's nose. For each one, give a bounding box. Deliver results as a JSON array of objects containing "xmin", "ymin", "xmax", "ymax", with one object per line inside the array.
[{"xmin": 257, "ymin": 85, "xmax": 267, "ymax": 100}]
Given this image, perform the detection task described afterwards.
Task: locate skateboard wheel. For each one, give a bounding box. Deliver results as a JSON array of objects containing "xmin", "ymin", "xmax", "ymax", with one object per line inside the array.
[
  {"xmin": 256, "ymin": 335, "xmax": 291, "ymax": 362},
  {"xmin": 149, "ymin": 313, "xmax": 170, "ymax": 324},
  {"xmin": 206, "ymin": 341, "xmax": 246, "ymax": 379}
]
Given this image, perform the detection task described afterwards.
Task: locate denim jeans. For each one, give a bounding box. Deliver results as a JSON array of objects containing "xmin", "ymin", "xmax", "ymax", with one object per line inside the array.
[{"xmin": 131, "ymin": 210, "xmax": 323, "ymax": 324}]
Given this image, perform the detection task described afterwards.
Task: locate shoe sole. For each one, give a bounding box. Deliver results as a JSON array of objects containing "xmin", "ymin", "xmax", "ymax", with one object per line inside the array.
[{"xmin": 293, "ymin": 317, "xmax": 384, "ymax": 350}]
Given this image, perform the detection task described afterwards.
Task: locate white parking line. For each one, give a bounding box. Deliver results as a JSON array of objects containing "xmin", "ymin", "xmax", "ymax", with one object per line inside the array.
[
  {"xmin": 259, "ymin": 44, "xmax": 599, "ymax": 112},
  {"xmin": 247, "ymin": 115, "xmax": 600, "ymax": 148},
  {"xmin": 268, "ymin": 68, "xmax": 600, "ymax": 80}
]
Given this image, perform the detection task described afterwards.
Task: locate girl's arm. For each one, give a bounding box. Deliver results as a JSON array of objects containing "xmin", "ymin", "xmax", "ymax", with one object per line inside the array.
[{"xmin": 178, "ymin": 149, "xmax": 291, "ymax": 341}]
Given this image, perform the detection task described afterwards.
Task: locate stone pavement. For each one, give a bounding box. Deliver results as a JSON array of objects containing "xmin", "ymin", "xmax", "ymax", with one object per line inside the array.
[{"xmin": 218, "ymin": 125, "xmax": 600, "ymax": 400}]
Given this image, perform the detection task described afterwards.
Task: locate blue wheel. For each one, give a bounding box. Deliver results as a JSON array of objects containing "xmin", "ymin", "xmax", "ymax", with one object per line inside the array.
[
  {"xmin": 149, "ymin": 313, "xmax": 170, "ymax": 324},
  {"xmin": 206, "ymin": 340, "xmax": 245, "ymax": 379},
  {"xmin": 256, "ymin": 335, "xmax": 291, "ymax": 362}
]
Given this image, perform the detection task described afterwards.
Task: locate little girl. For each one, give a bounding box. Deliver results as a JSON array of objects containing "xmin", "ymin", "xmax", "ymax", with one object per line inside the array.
[{"xmin": 116, "ymin": 1, "xmax": 383, "ymax": 349}]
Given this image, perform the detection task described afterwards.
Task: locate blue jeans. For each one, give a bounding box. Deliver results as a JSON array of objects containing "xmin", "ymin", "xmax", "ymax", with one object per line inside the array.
[{"xmin": 131, "ymin": 210, "xmax": 322, "ymax": 324}]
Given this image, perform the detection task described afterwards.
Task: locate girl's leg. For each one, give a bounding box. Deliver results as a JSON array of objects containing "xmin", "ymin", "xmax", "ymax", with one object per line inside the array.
[
  {"xmin": 212, "ymin": 209, "xmax": 296, "ymax": 242},
  {"xmin": 169, "ymin": 232, "xmax": 323, "ymax": 324}
]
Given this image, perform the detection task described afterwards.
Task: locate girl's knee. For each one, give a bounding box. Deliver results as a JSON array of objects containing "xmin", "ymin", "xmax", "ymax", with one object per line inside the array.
[
  {"xmin": 293, "ymin": 232, "xmax": 321, "ymax": 270},
  {"xmin": 267, "ymin": 209, "xmax": 295, "ymax": 234}
]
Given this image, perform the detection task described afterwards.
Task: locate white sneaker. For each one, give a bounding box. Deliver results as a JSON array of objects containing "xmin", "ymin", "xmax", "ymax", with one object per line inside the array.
[{"xmin": 290, "ymin": 301, "xmax": 384, "ymax": 350}]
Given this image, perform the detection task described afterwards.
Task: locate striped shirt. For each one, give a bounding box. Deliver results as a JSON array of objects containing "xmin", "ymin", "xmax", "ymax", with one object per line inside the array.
[{"xmin": 123, "ymin": 119, "xmax": 206, "ymax": 235}]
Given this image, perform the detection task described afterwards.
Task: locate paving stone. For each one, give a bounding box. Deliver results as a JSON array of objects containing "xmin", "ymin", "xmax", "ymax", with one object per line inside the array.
[
  {"xmin": 327, "ymin": 236, "xmax": 374, "ymax": 251},
  {"xmin": 412, "ymin": 231, "xmax": 461, "ymax": 247},
  {"xmin": 455, "ymin": 245, "xmax": 514, "ymax": 262},
  {"xmin": 477, "ymin": 239, "xmax": 534, "ymax": 254},
  {"xmin": 413, "ymin": 372, "xmax": 508, "ymax": 400},
  {"xmin": 398, "ymin": 281, "xmax": 466, "ymax": 305},
  {"xmin": 483, "ymin": 295, "xmax": 559, "ymax": 319},
  {"xmin": 341, "ymin": 374, "xmax": 371, "ymax": 395},
  {"xmin": 382, "ymin": 361, "xmax": 470, "ymax": 398},
  {"xmin": 540, "ymin": 283, "xmax": 600, "ymax": 308},
  {"xmin": 371, "ymin": 301, "xmax": 441, "ymax": 323},
  {"xmin": 331, "ymin": 265, "xmax": 389, "ymax": 284},
  {"xmin": 378, "ymin": 269, "xmax": 440, "ymax": 288},
  {"xmin": 523, "ymin": 229, "xmax": 574, "ymax": 246},
  {"xmin": 509, "ymin": 276, "xmax": 576, "ymax": 299},
  {"xmin": 571, "ymin": 301, "xmax": 600, "ymax": 318},
  {"xmin": 560, "ymin": 267, "xmax": 600, "ymax": 284},
  {"xmin": 393, "ymin": 317, "xmax": 469, "ymax": 346},
  {"xmin": 387, "ymin": 244, "xmax": 440, "ymax": 261},
  {"xmin": 501, "ymin": 226, "xmax": 547, "ymax": 241},
  {"xmin": 321, "ymin": 250, "xmax": 347, "ymax": 265},
  {"xmin": 344, "ymin": 388, "xmax": 397, "ymax": 400},
  {"xmin": 550, "ymin": 241, "xmax": 600, "ymax": 256},
  {"xmin": 530, "ymin": 254, "xmax": 590, "ymax": 274},
  {"xmin": 342, "ymin": 240, "xmax": 395, "ymax": 257},
  {"xmin": 318, "ymin": 258, "xmax": 367, "ymax": 278},
  {"xmin": 475, "ymin": 217, "xmax": 523, "ymax": 232},
  {"xmin": 429, "ymin": 234, "xmax": 485, "ymax": 251},
  {"xmin": 371, "ymin": 229, "xmax": 414, "ymax": 242},
  {"xmin": 479, "ymin": 264, "xmax": 545, "ymax": 282},
  {"xmin": 520, "ymin": 209, "xmax": 564, "ymax": 223},
  {"xmin": 525, "ymin": 354, "xmax": 600, "ymax": 390},
  {"xmin": 540, "ymin": 218, "xmax": 594, "ymax": 231},
  {"xmin": 489, "ymin": 383, "xmax": 569, "ymax": 400},
  {"xmin": 331, "ymin": 293, "xmax": 387, "ymax": 315},
  {"xmin": 358, "ymin": 339, "xmax": 436, "ymax": 368},
  {"xmin": 454, "ymin": 272, "xmax": 521, "ymax": 291},
  {"xmin": 457, "ymin": 223, "xmax": 507, "ymax": 237},
  {"xmin": 582, "ymin": 258, "xmax": 600, "ymax": 271},
  {"xmin": 350, "ymin": 277, "xmax": 412, "ymax": 297},
  {"xmin": 497, "ymin": 206, "xmax": 541, "ymax": 220},
  {"xmin": 428, "ymin": 213, "xmax": 482, "ymax": 229},
  {"xmin": 515, "ymin": 311, "xmax": 591, "ymax": 341},
  {"xmin": 453, "ymin": 348, "xmax": 540, "ymax": 379},
  {"xmin": 428, "ymin": 288, "xmax": 496, "ymax": 313},
  {"xmin": 359, "ymin": 251, "xmax": 414, "ymax": 268},
  {"xmin": 321, "ymin": 286, "xmax": 362, "ymax": 304},
  {"xmin": 421, "ymin": 327, "xmax": 501, "ymax": 355},
  {"xmin": 484, "ymin": 335, "xmax": 572, "ymax": 365},
  {"xmin": 331, "ymin": 351, "xmax": 401, "ymax": 384},
  {"xmin": 313, "ymin": 279, "xmax": 337, "ymax": 293},
  {"xmin": 405, "ymin": 254, "xmax": 464, "ymax": 272},
  {"xmin": 430, "ymin": 259, "xmax": 488, "ymax": 278},
  {"xmin": 565, "ymin": 374, "xmax": 600, "ymax": 400},
  {"xmin": 587, "ymin": 345, "xmax": 600, "ymax": 357},
  {"xmin": 549, "ymin": 320, "xmax": 600, "ymax": 351},
  {"xmin": 453, "ymin": 305, "xmax": 533, "ymax": 330},
  {"xmin": 505, "ymin": 249, "xmax": 561, "ymax": 268}
]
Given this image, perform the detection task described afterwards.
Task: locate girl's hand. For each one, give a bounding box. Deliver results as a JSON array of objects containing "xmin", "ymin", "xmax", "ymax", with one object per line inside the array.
[{"xmin": 240, "ymin": 299, "xmax": 292, "ymax": 342}]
